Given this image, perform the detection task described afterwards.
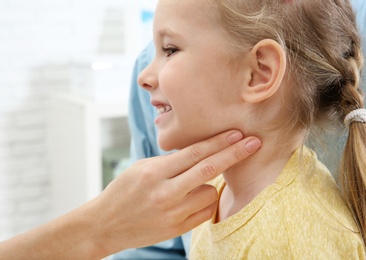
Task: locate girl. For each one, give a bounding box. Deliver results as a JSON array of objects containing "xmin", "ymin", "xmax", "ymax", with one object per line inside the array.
[{"xmin": 138, "ymin": 0, "xmax": 366, "ymax": 258}]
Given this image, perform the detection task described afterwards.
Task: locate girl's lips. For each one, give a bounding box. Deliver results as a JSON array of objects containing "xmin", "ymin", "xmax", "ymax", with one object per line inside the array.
[
  {"xmin": 151, "ymin": 100, "xmax": 172, "ymax": 115},
  {"xmin": 151, "ymin": 100, "xmax": 173, "ymax": 125}
]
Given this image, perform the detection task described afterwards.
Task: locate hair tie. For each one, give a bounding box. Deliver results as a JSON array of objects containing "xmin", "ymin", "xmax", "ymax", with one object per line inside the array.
[{"xmin": 344, "ymin": 108, "xmax": 366, "ymax": 128}]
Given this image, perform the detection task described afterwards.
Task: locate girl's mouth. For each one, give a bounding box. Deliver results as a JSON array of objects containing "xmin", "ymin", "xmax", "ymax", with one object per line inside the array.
[{"xmin": 157, "ymin": 105, "xmax": 172, "ymax": 115}]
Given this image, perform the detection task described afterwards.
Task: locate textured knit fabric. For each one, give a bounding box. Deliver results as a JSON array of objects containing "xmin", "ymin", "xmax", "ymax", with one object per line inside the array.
[{"xmin": 190, "ymin": 146, "xmax": 366, "ymax": 259}]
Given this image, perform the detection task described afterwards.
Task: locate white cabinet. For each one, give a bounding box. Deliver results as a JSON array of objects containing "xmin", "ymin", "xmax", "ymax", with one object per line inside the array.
[{"xmin": 47, "ymin": 94, "xmax": 128, "ymax": 219}]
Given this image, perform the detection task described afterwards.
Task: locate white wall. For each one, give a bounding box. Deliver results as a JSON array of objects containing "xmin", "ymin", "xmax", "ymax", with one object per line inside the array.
[{"xmin": 0, "ymin": 0, "xmax": 156, "ymax": 240}]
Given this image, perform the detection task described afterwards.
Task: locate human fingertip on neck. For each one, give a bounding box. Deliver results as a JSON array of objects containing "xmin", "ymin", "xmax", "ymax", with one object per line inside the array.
[
  {"xmin": 227, "ymin": 131, "xmax": 244, "ymax": 144},
  {"xmin": 245, "ymin": 138, "xmax": 261, "ymax": 154}
]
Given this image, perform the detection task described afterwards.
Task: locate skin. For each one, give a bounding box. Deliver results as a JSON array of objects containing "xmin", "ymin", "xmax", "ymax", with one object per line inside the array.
[
  {"xmin": 0, "ymin": 130, "xmax": 261, "ymax": 260},
  {"xmin": 139, "ymin": 0, "xmax": 305, "ymax": 222},
  {"xmin": 138, "ymin": 0, "xmax": 247, "ymax": 151}
]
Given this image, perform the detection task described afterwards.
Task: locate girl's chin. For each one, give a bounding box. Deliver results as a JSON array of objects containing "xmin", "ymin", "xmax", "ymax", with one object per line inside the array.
[
  {"xmin": 158, "ymin": 136, "xmax": 194, "ymax": 151},
  {"xmin": 158, "ymin": 133, "xmax": 210, "ymax": 152},
  {"xmin": 158, "ymin": 140, "xmax": 184, "ymax": 152}
]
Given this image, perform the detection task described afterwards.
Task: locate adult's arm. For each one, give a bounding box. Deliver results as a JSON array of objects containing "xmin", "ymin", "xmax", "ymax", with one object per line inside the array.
[{"xmin": 0, "ymin": 130, "xmax": 261, "ymax": 260}]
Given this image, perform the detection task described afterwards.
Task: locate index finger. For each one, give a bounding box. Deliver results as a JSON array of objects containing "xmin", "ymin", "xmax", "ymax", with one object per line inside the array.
[
  {"xmin": 155, "ymin": 130, "xmax": 245, "ymax": 178},
  {"xmin": 172, "ymin": 137, "xmax": 261, "ymax": 193}
]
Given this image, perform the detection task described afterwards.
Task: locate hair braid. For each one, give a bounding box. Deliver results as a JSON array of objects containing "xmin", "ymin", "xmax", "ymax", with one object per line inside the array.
[{"xmin": 339, "ymin": 40, "xmax": 366, "ymax": 242}]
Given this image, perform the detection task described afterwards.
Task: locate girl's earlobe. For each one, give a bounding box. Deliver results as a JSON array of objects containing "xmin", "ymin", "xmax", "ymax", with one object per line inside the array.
[{"xmin": 241, "ymin": 39, "xmax": 286, "ymax": 103}]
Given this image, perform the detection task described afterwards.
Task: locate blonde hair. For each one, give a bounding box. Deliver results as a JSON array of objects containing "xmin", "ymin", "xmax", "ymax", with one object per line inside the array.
[{"xmin": 213, "ymin": 0, "xmax": 366, "ymax": 240}]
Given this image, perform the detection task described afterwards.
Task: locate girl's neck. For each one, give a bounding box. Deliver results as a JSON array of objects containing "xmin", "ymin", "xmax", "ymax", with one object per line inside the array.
[{"xmin": 217, "ymin": 129, "xmax": 304, "ymax": 222}]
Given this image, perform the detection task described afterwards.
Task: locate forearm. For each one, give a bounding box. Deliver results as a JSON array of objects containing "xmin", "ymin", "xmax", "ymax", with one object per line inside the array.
[
  {"xmin": 0, "ymin": 132, "xmax": 260, "ymax": 259},
  {"xmin": 0, "ymin": 198, "xmax": 112, "ymax": 260}
]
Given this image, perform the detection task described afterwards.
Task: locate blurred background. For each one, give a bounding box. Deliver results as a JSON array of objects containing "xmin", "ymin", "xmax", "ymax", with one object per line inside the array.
[{"xmin": 0, "ymin": 0, "xmax": 157, "ymax": 241}]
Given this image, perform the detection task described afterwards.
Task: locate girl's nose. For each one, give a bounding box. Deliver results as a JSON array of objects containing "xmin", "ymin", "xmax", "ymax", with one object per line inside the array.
[{"xmin": 137, "ymin": 62, "xmax": 158, "ymax": 92}]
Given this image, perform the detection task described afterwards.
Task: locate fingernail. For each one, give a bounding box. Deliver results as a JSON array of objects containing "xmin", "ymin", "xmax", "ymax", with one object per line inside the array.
[
  {"xmin": 227, "ymin": 131, "xmax": 243, "ymax": 144},
  {"xmin": 245, "ymin": 138, "xmax": 261, "ymax": 153}
]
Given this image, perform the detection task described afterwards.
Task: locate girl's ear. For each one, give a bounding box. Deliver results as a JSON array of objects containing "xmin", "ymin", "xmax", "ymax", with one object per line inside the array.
[{"xmin": 241, "ymin": 39, "xmax": 286, "ymax": 103}]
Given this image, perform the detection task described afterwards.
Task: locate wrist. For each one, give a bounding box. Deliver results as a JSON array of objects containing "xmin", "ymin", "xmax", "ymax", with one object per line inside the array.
[
  {"xmin": 68, "ymin": 198, "xmax": 111, "ymax": 259},
  {"xmin": 78, "ymin": 195, "xmax": 129, "ymax": 258}
]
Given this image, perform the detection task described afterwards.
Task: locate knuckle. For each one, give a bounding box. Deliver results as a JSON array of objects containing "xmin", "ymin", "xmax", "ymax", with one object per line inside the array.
[
  {"xmin": 151, "ymin": 189, "xmax": 170, "ymax": 209},
  {"xmin": 200, "ymin": 161, "xmax": 218, "ymax": 179},
  {"xmin": 140, "ymin": 168, "xmax": 157, "ymax": 182},
  {"xmin": 189, "ymin": 146, "xmax": 205, "ymax": 163}
]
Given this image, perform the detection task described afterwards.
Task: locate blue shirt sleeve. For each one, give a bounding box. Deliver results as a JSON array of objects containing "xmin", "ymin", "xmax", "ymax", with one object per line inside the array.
[{"xmin": 110, "ymin": 42, "xmax": 191, "ymax": 259}]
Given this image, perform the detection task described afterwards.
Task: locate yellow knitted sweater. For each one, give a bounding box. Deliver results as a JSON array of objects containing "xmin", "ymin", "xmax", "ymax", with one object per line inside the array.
[{"xmin": 190, "ymin": 146, "xmax": 365, "ymax": 259}]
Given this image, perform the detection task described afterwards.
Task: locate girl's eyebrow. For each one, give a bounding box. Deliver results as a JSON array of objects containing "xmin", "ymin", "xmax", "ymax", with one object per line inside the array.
[{"xmin": 157, "ymin": 28, "xmax": 182, "ymax": 39}]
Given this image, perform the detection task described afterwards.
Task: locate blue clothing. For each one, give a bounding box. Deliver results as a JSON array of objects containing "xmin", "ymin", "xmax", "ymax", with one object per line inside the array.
[
  {"xmin": 352, "ymin": 0, "xmax": 366, "ymax": 34},
  {"xmin": 112, "ymin": 2, "xmax": 366, "ymax": 258},
  {"xmin": 352, "ymin": 0, "xmax": 366, "ymax": 92},
  {"xmin": 111, "ymin": 43, "xmax": 191, "ymax": 260},
  {"xmin": 352, "ymin": 0, "xmax": 366, "ymax": 82}
]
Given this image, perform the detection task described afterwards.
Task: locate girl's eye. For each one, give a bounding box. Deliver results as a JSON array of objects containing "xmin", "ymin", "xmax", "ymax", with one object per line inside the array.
[{"xmin": 162, "ymin": 47, "xmax": 178, "ymax": 57}]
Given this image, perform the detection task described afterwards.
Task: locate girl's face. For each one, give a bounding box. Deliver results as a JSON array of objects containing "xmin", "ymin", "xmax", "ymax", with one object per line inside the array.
[{"xmin": 138, "ymin": 0, "xmax": 248, "ymax": 151}]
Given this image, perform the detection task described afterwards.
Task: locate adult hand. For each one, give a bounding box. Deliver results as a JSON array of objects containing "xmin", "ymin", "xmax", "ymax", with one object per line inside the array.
[
  {"xmin": 0, "ymin": 130, "xmax": 260, "ymax": 260},
  {"xmin": 95, "ymin": 130, "xmax": 261, "ymax": 255}
]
